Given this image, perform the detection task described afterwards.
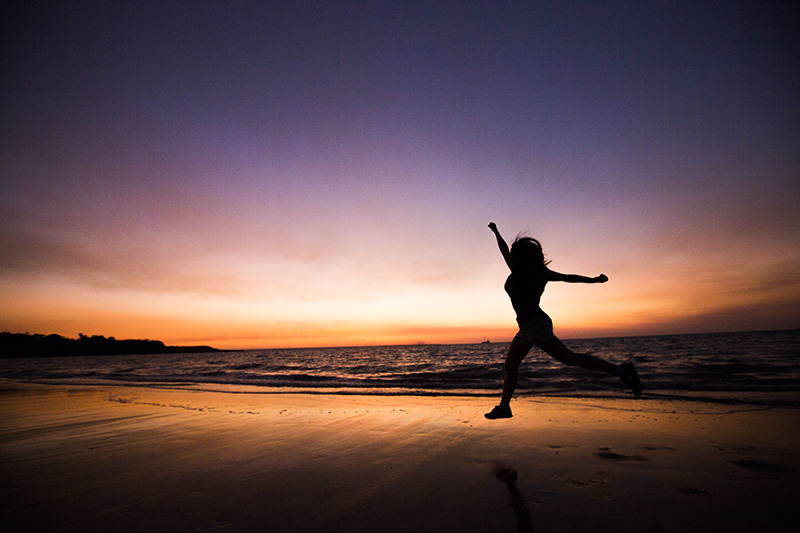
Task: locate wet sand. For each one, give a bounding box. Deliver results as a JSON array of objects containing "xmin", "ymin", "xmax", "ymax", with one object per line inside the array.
[{"xmin": 1, "ymin": 381, "xmax": 798, "ymax": 532}]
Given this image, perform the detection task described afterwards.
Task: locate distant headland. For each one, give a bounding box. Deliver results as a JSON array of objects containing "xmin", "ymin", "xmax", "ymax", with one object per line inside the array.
[{"xmin": 0, "ymin": 332, "xmax": 219, "ymax": 358}]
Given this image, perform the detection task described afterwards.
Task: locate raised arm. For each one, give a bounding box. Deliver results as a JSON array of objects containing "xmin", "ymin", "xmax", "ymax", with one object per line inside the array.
[
  {"xmin": 488, "ymin": 222, "xmax": 512, "ymax": 270},
  {"xmin": 548, "ymin": 271, "xmax": 608, "ymax": 284}
]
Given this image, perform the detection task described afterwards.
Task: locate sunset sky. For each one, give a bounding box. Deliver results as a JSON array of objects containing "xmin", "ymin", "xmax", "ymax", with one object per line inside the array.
[{"xmin": 2, "ymin": 1, "xmax": 798, "ymax": 348}]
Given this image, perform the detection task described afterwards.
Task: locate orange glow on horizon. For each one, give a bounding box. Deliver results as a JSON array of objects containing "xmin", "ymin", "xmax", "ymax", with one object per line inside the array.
[{"xmin": 3, "ymin": 249, "xmax": 798, "ymax": 350}]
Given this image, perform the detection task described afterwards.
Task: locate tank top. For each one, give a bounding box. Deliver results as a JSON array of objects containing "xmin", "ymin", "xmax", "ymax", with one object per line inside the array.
[{"xmin": 504, "ymin": 268, "xmax": 549, "ymax": 322}]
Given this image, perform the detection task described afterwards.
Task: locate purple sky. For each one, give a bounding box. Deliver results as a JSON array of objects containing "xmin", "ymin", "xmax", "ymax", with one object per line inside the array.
[{"xmin": 2, "ymin": 1, "xmax": 798, "ymax": 347}]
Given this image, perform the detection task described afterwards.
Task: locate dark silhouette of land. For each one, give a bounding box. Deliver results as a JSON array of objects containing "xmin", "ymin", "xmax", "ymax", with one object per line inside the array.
[{"xmin": 0, "ymin": 332, "xmax": 219, "ymax": 358}]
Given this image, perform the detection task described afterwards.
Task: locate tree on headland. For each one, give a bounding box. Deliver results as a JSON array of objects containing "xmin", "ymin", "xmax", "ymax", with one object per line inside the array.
[{"xmin": 0, "ymin": 332, "xmax": 218, "ymax": 358}]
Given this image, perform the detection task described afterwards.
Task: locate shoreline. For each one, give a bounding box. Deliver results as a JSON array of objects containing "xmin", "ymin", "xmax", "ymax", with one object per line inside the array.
[
  {"xmin": 2, "ymin": 381, "xmax": 798, "ymax": 531},
  {"xmin": 4, "ymin": 377, "xmax": 800, "ymax": 409}
]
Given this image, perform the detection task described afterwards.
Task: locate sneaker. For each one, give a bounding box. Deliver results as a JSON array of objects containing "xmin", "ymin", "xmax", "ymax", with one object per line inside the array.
[
  {"xmin": 485, "ymin": 404, "xmax": 513, "ymax": 419},
  {"xmin": 620, "ymin": 362, "xmax": 642, "ymax": 398}
]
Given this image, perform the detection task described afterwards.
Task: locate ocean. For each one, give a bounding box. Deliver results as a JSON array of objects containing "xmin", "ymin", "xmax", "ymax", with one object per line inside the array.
[{"xmin": 2, "ymin": 330, "xmax": 799, "ymax": 406}]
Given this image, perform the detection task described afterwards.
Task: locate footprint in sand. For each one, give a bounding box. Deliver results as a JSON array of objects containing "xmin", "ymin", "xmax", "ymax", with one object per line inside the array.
[
  {"xmin": 679, "ymin": 488, "xmax": 711, "ymax": 496},
  {"xmin": 594, "ymin": 450, "xmax": 647, "ymax": 461},
  {"xmin": 588, "ymin": 472, "xmax": 610, "ymax": 484},
  {"xmin": 566, "ymin": 472, "xmax": 609, "ymax": 487},
  {"xmin": 728, "ymin": 459, "xmax": 793, "ymax": 473}
]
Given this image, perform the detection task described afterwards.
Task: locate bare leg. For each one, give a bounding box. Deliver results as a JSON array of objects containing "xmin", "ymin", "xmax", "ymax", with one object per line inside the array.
[
  {"xmin": 489, "ymin": 333, "xmax": 642, "ymax": 418},
  {"xmin": 539, "ymin": 335, "xmax": 643, "ymax": 397},
  {"xmin": 500, "ymin": 336, "xmax": 533, "ymax": 405},
  {"xmin": 488, "ymin": 330, "xmax": 640, "ymax": 419},
  {"xmin": 535, "ymin": 335, "xmax": 617, "ymax": 374}
]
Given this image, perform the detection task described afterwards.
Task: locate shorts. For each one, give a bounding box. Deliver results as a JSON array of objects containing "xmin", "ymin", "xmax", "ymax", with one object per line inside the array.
[{"xmin": 512, "ymin": 316, "xmax": 556, "ymax": 346}]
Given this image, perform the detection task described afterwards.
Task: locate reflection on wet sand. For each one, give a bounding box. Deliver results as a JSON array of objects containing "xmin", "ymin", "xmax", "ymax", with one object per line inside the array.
[{"xmin": 494, "ymin": 463, "xmax": 535, "ymax": 533}]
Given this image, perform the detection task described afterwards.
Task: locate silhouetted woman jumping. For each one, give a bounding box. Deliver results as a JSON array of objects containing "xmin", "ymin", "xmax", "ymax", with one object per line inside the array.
[{"xmin": 485, "ymin": 222, "xmax": 642, "ymax": 419}]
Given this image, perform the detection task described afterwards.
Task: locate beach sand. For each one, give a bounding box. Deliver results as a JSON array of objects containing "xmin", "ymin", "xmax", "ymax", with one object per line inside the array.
[{"xmin": 1, "ymin": 381, "xmax": 798, "ymax": 532}]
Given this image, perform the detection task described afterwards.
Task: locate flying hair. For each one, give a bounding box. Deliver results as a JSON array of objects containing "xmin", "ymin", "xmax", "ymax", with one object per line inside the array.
[{"xmin": 510, "ymin": 234, "xmax": 551, "ymax": 269}]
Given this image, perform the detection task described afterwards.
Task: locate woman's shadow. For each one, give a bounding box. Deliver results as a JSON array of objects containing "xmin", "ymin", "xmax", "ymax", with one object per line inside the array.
[{"xmin": 493, "ymin": 463, "xmax": 535, "ymax": 533}]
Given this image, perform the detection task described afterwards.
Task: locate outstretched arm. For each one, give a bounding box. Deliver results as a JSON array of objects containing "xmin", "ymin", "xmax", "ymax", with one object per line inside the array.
[
  {"xmin": 548, "ymin": 271, "xmax": 608, "ymax": 284},
  {"xmin": 488, "ymin": 222, "xmax": 512, "ymax": 270}
]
